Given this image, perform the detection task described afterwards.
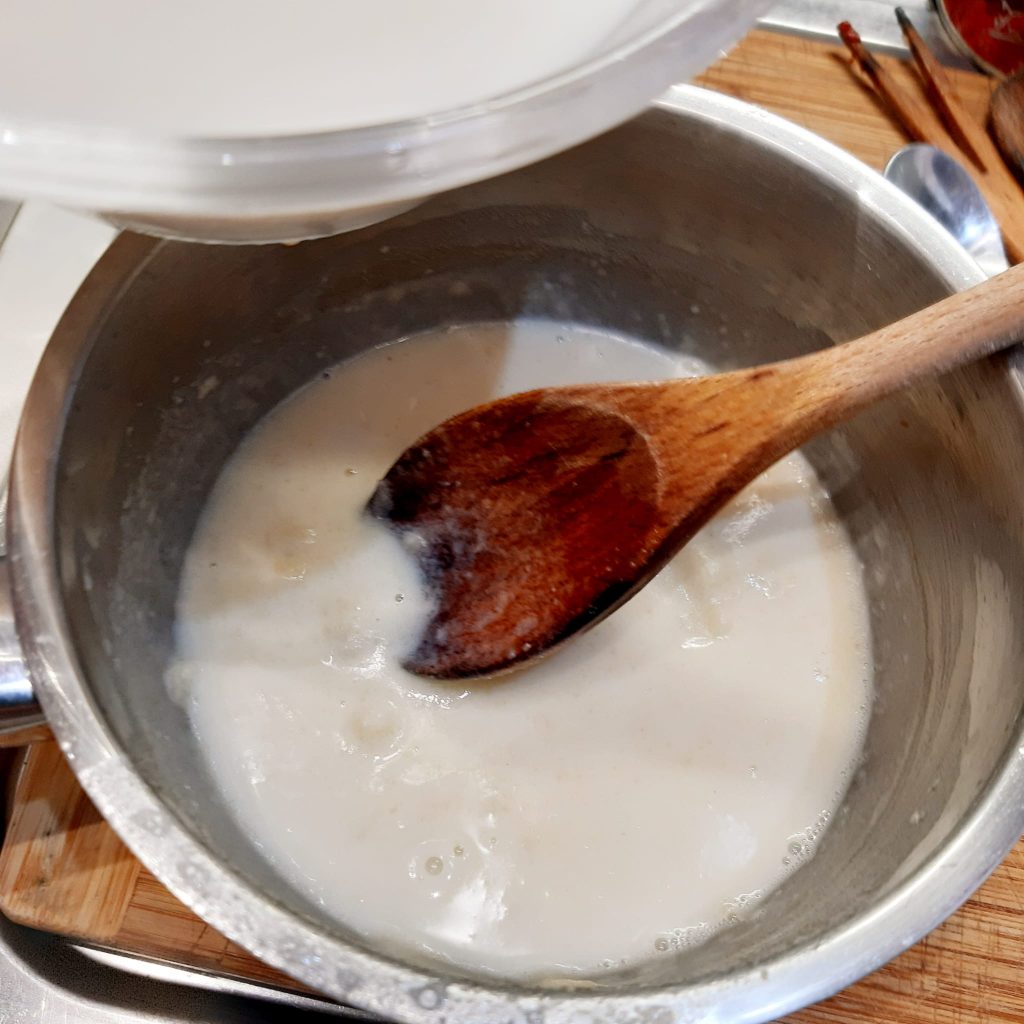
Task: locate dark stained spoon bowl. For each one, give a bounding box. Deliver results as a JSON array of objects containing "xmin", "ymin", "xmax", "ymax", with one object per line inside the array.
[{"xmin": 371, "ymin": 262, "xmax": 1024, "ymax": 679}]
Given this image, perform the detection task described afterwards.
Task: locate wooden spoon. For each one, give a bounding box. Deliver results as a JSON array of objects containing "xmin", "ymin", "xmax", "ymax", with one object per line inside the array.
[{"xmin": 369, "ymin": 264, "xmax": 1024, "ymax": 679}]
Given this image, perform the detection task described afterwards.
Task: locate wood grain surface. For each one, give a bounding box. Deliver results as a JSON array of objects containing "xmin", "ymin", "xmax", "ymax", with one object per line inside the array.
[
  {"xmin": 0, "ymin": 742, "xmax": 302, "ymax": 991},
  {"xmin": 697, "ymin": 27, "xmax": 995, "ymax": 171},
  {"xmin": 1, "ymin": 27, "xmax": 1021, "ymax": 1021},
  {"xmin": 0, "ymin": 742, "xmax": 140, "ymax": 941}
]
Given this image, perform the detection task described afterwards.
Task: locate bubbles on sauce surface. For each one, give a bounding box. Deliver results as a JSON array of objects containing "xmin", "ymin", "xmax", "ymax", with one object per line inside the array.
[{"xmin": 782, "ymin": 810, "xmax": 833, "ymax": 868}]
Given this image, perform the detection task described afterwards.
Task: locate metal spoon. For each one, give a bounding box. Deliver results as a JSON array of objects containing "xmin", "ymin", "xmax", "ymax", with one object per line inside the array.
[{"xmin": 885, "ymin": 143, "xmax": 1009, "ymax": 277}]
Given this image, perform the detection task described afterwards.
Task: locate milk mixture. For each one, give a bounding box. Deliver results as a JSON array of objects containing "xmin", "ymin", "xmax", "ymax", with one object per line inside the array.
[
  {"xmin": 169, "ymin": 322, "xmax": 872, "ymax": 979},
  {"xmin": 4, "ymin": 0, "xmax": 644, "ymax": 136}
]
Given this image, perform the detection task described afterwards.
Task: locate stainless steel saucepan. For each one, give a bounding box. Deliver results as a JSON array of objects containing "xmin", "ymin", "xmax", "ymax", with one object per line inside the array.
[{"xmin": 2, "ymin": 87, "xmax": 1024, "ymax": 1023}]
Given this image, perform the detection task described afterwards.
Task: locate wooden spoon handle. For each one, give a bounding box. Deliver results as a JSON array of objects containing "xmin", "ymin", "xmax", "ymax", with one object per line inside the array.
[{"xmin": 789, "ymin": 262, "xmax": 1024, "ymax": 428}]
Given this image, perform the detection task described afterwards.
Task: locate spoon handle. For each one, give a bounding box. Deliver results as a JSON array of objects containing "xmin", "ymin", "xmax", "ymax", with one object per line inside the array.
[{"xmin": 786, "ymin": 261, "xmax": 1024, "ymax": 427}]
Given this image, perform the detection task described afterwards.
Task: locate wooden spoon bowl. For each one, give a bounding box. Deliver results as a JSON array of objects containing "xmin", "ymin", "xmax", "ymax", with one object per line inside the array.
[{"xmin": 370, "ymin": 264, "xmax": 1024, "ymax": 679}]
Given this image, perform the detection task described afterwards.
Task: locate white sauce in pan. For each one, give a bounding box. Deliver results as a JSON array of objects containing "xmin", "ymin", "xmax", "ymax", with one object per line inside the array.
[{"xmin": 169, "ymin": 321, "xmax": 871, "ymax": 979}]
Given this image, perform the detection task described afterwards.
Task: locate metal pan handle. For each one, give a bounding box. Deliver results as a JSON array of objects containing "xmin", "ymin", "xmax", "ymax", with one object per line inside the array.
[{"xmin": 0, "ymin": 481, "xmax": 48, "ymax": 746}]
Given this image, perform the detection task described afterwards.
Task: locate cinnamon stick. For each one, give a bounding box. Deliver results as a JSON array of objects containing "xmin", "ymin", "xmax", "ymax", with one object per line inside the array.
[
  {"xmin": 839, "ymin": 17, "xmax": 1024, "ymax": 266},
  {"xmin": 837, "ymin": 21, "xmax": 938, "ymax": 143},
  {"xmin": 894, "ymin": 8, "xmax": 1024, "ymax": 264},
  {"xmin": 895, "ymin": 7, "xmax": 986, "ymax": 170}
]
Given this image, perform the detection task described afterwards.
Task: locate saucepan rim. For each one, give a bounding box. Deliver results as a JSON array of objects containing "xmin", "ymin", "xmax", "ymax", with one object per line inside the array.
[{"xmin": 6, "ymin": 84, "xmax": 1019, "ymax": 1024}]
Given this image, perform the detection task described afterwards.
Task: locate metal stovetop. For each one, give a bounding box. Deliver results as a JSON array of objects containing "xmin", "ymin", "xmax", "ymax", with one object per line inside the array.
[
  {"xmin": 761, "ymin": 0, "xmax": 960, "ymax": 57},
  {"xmin": 0, "ymin": 2, "xmax": 966, "ymax": 1019}
]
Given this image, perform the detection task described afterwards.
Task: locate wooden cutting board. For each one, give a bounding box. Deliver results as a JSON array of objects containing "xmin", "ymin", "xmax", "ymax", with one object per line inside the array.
[{"xmin": 1, "ymin": 27, "xmax": 1018, "ymax": 1022}]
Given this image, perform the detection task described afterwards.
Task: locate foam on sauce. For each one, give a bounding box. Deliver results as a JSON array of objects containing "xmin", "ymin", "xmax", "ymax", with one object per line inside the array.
[{"xmin": 169, "ymin": 321, "xmax": 872, "ymax": 979}]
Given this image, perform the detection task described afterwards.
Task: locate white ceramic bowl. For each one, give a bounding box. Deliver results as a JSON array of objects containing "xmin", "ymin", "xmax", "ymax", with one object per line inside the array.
[{"xmin": 0, "ymin": 0, "xmax": 768, "ymax": 243}]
